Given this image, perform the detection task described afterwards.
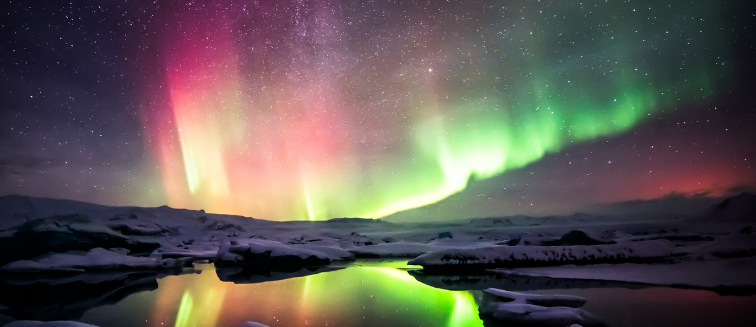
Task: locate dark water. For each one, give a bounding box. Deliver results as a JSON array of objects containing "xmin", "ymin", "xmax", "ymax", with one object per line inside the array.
[{"xmin": 1, "ymin": 261, "xmax": 754, "ymax": 327}]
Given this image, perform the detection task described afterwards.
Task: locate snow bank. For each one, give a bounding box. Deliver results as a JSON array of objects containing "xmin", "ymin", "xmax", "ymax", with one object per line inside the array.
[
  {"xmin": 503, "ymin": 229, "xmax": 612, "ymax": 246},
  {"xmin": 0, "ymin": 214, "xmax": 161, "ymax": 266},
  {"xmin": 287, "ymin": 241, "xmax": 354, "ymax": 261},
  {"xmin": 408, "ymin": 240, "xmax": 678, "ymax": 269},
  {"xmin": 160, "ymin": 249, "xmax": 219, "ymax": 260},
  {"xmin": 303, "ymin": 245, "xmax": 355, "ymax": 260},
  {"xmin": 479, "ymin": 288, "xmax": 606, "ymax": 327},
  {"xmin": 502, "ymin": 257, "xmax": 756, "ymax": 292},
  {"xmin": 480, "ymin": 302, "xmax": 607, "ymax": 327},
  {"xmin": 215, "ymin": 239, "xmax": 331, "ymax": 266},
  {"xmin": 349, "ymin": 242, "xmax": 442, "ymax": 258},
  {"xmin": 0, "ymin": 248, "xmax": 187, "ymax": 273},
  {"xmin": 105, "ymin": 220, "xmax": 163, "ymax": 236},
  {"xmin": 692, "ymin": 233, "xmax": 756, "ymax": 258}
]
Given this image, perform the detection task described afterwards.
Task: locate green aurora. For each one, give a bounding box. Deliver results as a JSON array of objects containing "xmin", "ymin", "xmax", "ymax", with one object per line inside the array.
[{"xmin": 300, "ymin": 0, "xmax": 733, "ymax": 219}]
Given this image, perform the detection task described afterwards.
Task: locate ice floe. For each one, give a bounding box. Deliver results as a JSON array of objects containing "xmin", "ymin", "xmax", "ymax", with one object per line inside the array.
[
  {"xmin": 0, "ymin": 248, "xmax": 188, "ymax": 273},
  {"xmin": 479, "ymin": 288, "xmax": 607, "ymax": 327},
  {"xmin": 215, "ymin": 239, "xmax": 332, "ymax": 266},
  {"xmin": 408, "ymin": 240, "xmax": 679, "ymax": 270}
]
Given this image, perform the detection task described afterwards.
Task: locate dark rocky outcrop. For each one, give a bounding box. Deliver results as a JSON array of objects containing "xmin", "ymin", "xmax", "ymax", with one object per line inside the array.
[
  {"xmin": 438, "ymin": 231, "xmax": 453, "ymax": 239},
  {"xmin": 700, "ymin": 193, "xmax": 756, "ymax": 222},
  {"xmin": 0, "ymin": 214, "xmax": 160, "ymax": 265},
  {"xmin": 542, "ymin": 230, "xmax": 615, "ymax": 246}
]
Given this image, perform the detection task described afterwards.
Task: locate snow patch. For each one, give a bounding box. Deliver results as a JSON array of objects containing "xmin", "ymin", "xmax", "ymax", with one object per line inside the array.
[
  {"xmin": 349, "ymin": 242, "xmax": 442, "ymax": 258},
  {"xmin": 408, "ymin": 240, "xmax": 678, "ymax": 269},
  {"xmin": 215, "ymin": 239, "xmax": 331, "ymax": 266},
  {"xmin": 0, "ymin": 248, "xmax": 186, "ymax": 273}
]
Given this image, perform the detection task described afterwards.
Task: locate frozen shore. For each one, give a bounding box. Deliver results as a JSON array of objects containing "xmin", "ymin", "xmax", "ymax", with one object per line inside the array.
[{"xmin": 0, "ymin": 194, "xmax": 754, "ymax": 292}]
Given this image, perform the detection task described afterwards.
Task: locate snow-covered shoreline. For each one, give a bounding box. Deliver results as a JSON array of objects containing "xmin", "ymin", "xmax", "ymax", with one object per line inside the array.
[{"xmin": 0, "ymin": 194, "xmax": 753, "ymax": 293}]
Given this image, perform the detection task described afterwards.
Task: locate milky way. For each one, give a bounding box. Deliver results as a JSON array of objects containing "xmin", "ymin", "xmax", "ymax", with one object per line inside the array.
[{"xmin": 1, "ymin": 0, "xmax": 754, "ymax": 220}]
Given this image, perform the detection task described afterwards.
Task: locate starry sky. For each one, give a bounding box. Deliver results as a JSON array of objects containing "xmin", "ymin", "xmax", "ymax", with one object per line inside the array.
[{"xmin": 1, "ymin": 0, "xmax": 754, "ymax": 221}]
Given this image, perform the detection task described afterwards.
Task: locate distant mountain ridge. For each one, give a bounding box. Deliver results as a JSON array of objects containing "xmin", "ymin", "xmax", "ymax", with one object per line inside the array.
[
  {"xmin": 699, "ymin": 193, "xmax": 756, "ymax": 222},
  {"xmin": 0, "ymin": 194, "xmax": 114, "ymax": 217},
  {"xmin": 1, "ymin": 193, "xmax": 755, "ymax": 225}
]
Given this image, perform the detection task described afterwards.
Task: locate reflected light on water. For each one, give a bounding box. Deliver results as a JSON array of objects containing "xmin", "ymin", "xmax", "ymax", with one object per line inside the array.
[
  {"xmin": 448, "ymin": 292, "xmax": 481, "ymax": 327},
  {"xmin": 155, "ymin": 264, "xmax": 483, "ymax": 327},
  {"xmin": 174, "ymin": 291, "xmax": 192, "ymax": 327}
]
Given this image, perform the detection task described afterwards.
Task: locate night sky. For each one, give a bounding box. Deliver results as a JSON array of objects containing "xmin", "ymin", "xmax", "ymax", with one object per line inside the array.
[{"xmin": 1, "ymin": 0, "xmax": 754, "ymax": 221}]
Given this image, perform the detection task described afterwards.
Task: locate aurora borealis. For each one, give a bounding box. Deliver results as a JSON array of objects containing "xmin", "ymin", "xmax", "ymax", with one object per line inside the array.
[{"xmin": 1, "ymin": 0, "xmax": 754, "ymax": 221}]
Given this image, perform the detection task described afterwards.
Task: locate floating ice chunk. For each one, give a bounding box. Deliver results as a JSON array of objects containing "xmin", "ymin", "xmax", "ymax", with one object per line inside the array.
[
  {"xmin": 304, "ymin": 245, "xmax": 355, "ymax": 260},
  {"xmin": 480, "ymin": 288, "xmax": 606, "ymax": 327},
  {"xmin": 693, "ymin": 233, "xmax": 756, "ymax": 258},
  {"xmin": 0, "ymin": 248, "xmax": 172, "ymax": 273},
  {"xmin": 0, "ymin": 214, "xmax": 160, "ymax": 266},
  {"xmin": 349, "ymin": 242, "xmax": 443, "ymax": 258},
  {"xmin": 483, "ymin": 288, "xmax": 587, "ymax": 308},
  {"xmin": 480, "ymin": 302, "xmax": 606, "ymax": 327},
  {"xmin": 215, "ymin": 239, "xmax": 331, "ymax": 266},
  {"xmin": 408, "ymin": 240, "xmax": 677, "ymax": 269}
]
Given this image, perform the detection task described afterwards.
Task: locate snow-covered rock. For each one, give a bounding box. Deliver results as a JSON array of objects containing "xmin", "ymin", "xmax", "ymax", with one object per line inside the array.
[
  {"xmin": 497, "ymin": 257, "xmax": 756, "ymax": 294},
  {"xmin": 692, "ymin": 233, "xmax": 756, "ymax": 258},
  {"xmin": 0, "ymin": 214, "xmax": 160, "ymax": 265},
  {"xmin": 542, "ymin": 230, "xmax": 614, "ymax": 246},
  {"xmin": 215, "ymin": 239, "xmax": 331, "ymax": 266},
  {"xmin": 160, "ymin": 249, "xmax": 219, "ymax": 260},
  {"xmin": 479, "ymin": 288, "xmax": 606, "ymax": 327},
  {"xmin": 408, "ymin": 240, "xmax": 678, "ymax": 269},
  {"xmin": 503, "ymin": 233, "xmax": 560, "ymax": 246},
  {"xmin": 409, "ymin": 269, "xmax": 640, "ymax": 292},
  {"xmin": 504, "ymin": 230, "xmax": 612, "ymax": 247},
  {"xmin": 0, "ymin": 248, "xmax": 187, "ymax": 273},
  {"xmin": 105, "ymin": 220, "xmax": 163, "ymax": 236},
  {"xmin": 480, "ymin": 302, "xmax": 607, "ymax": 327},
  {"xmin": 303, "ymin": 244, "xmax": 355, "ymax": 260},
  {"xmin": 280, "ymin": 239, "xmax": 355, "ymax": 260},
  {"xmin": 349, "ymin": 242, "xmax": 442, "ymax": 258}
]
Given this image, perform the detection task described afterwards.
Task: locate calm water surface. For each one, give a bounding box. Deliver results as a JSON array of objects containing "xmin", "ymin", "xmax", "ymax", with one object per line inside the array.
[{"xmin": 1, "ymin": 260, "xmax": 755, "ymax": 327}]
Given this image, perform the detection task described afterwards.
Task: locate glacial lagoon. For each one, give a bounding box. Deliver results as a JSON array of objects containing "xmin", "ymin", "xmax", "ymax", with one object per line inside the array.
[{"xmin": 2, "ymin": 260, "xmax": 755, "ymax": 327}]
